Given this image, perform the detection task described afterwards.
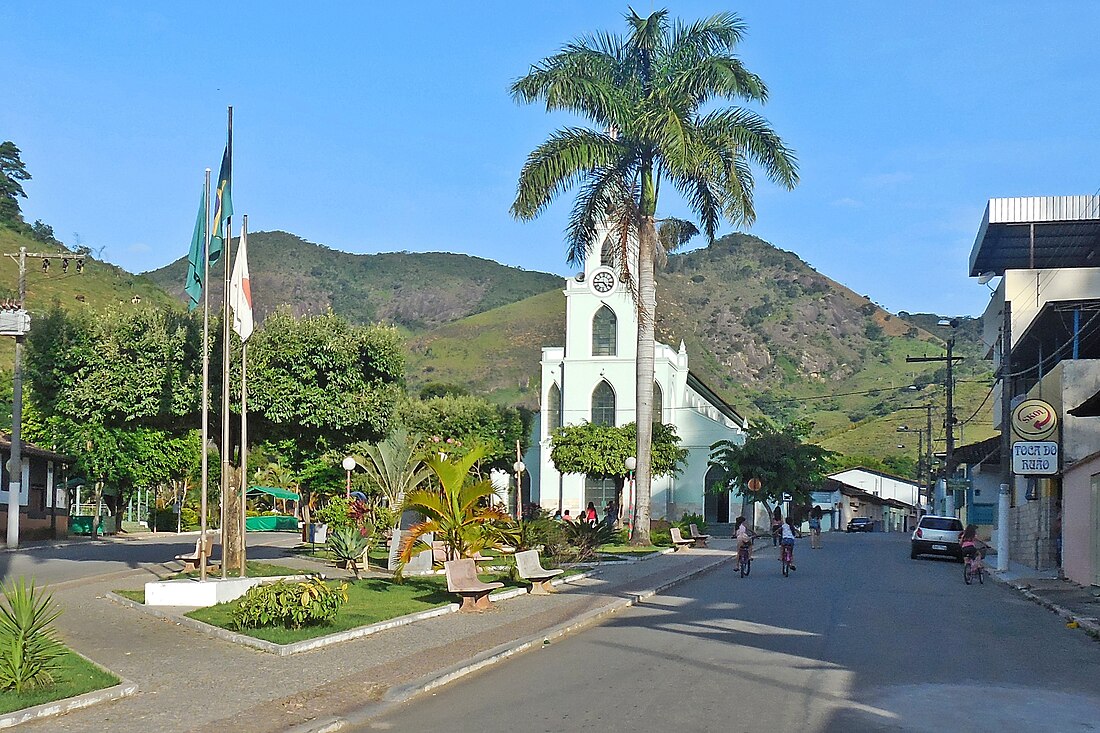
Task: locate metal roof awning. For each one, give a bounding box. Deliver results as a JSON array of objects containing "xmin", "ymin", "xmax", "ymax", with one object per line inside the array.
[{"xmin": 969, "ymin": 196, "xmax": 1100, "ymax": 276}]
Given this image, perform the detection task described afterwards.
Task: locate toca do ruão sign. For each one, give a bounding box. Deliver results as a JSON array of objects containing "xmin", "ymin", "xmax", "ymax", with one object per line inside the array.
[{"xmin": 1011, "ymin": 398, "xmax": 1058, "ymax": 441}]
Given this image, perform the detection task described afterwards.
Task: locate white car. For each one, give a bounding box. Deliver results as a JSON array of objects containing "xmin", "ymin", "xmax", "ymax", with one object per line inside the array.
[{"xmin": 910, "ymin": 515, "xmax": 964, "ymax": 560}]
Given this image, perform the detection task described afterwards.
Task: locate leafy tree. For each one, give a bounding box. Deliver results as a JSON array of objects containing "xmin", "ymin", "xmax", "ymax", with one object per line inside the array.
[
  {"xmin": 512, "ymin": 9, "xmax": 797, "ymax": 542},
  {"xmin": 418, "ymin": 382, "xmax": 469, "ymax": 400},
  {"xmin": 549, "ymin": 422, "xmax": 687, "ymax": 479},
  {"xmin": 0, "ymin": 142, "xmax": 30, "ymax": 226},
  {"xmin": 397, "ymin": 394, "xmax": 526, "ymax": 468},
  {"xmin": 397, "ymin": 444, "xmax": 511, "ymax": 570},
  {"xmin": 708, "ymin": 420, "xmax": 833, "ymax": 515},
  {"xmin": 349, "ymin": 427, "xmax": 431, "ymax": 523}
]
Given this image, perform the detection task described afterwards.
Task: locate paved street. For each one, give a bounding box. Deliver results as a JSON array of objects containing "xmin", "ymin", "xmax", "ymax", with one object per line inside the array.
[{"xmin": 366, "ymin": 533, "xmax": 1100, "ymax": 733}]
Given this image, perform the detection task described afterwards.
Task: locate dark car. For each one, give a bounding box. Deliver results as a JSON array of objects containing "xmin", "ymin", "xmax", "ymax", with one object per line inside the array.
[{"xmin": 846, "ymin": 517, "xmax": 874, "ymax": 533}]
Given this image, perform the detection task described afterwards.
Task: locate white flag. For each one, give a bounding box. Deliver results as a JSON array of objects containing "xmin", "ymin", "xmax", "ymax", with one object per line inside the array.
[{"xmin": 229, "ymin": 223, "xmax": 254, "ymax": 342}]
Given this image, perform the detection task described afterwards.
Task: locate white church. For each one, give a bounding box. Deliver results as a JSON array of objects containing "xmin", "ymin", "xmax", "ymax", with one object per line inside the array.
[{"xmin": 526, "ymin": 228, "xmax": 749, "ymax": 526}]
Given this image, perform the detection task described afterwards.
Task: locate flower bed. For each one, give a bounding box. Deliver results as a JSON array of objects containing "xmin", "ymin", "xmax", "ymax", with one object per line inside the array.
[{"xmin": 0, "ymin": 649, "xmax": 118, "ymax": 715}]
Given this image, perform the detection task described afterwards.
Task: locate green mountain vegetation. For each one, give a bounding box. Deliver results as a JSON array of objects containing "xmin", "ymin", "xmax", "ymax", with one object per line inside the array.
[{"xmin": 144, "ymin": 231, "xmax": 563, "ymax": 331}]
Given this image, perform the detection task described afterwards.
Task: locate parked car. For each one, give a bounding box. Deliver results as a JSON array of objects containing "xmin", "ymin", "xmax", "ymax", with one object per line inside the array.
[
  {"xmin": 846, "ymin": 517, "xmax": 874, "ymax": 533},
  {"xmin": 910, "ymin": 515, "xmax": 964, "ymax": 560}
]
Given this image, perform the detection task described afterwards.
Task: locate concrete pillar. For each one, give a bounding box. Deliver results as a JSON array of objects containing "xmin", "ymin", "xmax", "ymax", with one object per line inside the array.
[{"xmin": 997, "ymin": 483, "xmax": 1010, "ymax": 572}]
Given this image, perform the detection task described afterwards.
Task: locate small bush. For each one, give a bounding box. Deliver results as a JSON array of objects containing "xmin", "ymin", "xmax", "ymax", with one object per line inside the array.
[
  {"xmin": 0, "ymin": 579, "xmax": 65, "ymax": 693},
  {"xmin": 560, "ymin": 521, "xmax": 617, "ymax": 563},
  {"xmin": 676, "ymin": 513, "xmax": 707, "ymax": 535},
  {"xmin": 232, "ymin": 577, "xmax": 348, "ymax": 630},
  {"xmin": 314, "ymin": 498, "xmax": 354, "ymax": 532},
  {"xmin": 650, "ymin": 519, "xmax": 673, "ymax": 547}
]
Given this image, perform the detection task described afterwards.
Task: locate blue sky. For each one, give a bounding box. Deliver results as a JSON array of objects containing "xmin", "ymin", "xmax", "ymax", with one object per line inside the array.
[{"xmin": 3, "ymin": 2, "xmax": 1099, "ymax": 317}]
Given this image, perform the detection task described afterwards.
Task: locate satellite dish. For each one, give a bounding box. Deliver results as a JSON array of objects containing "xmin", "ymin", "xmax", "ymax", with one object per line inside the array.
[{"xmin": 977, "ymin": 271, "xmax": 996, "ymax": 285}]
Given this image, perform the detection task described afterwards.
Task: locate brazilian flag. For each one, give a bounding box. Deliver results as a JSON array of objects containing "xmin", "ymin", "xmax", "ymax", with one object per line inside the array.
[{"xmin": 210, "ymin": 144, "xmax": 232, "ymax": 264}]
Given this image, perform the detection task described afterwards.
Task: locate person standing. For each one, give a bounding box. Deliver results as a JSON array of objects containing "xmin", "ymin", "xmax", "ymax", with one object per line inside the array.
[
  {"xmin": 809, "ymin": 506, "xmax": 822, "ymax": 549},
  {"xmin": 770, "ymin": 507, "xmax": 783, "ymax": 547}
]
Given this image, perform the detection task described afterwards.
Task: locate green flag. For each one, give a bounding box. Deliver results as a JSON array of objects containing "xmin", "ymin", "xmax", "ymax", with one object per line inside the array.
[
  {"xmin": 184, "ymin": 183, "xmax": 207, "ymax": 311},
  {"xmin": 210, "ymin": 143, "xmax": 232, "ymax": 264}
]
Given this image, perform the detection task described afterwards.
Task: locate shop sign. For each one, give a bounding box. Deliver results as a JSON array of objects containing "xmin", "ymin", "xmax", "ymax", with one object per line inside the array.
[
  {"xmin": 1012, "ymin": 399, "xmax": 1058, "ymax": 441},
  {"xmin": 1012, "ymin": 441, "xmax": 1059, "ymax": 475}
]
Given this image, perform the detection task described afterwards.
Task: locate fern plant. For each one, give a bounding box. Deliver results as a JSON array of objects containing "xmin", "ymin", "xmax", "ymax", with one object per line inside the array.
[{"xmin": 0, "ymin": 578, "xmax": 65, "ymax": 693}]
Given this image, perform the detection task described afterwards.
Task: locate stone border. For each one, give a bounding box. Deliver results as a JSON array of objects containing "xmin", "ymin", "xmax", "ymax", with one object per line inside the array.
[
  {"xmin": 0, "ymin": 650, "xmax": 137, "ymax": 729},
  {"xmin": 989, "ymin": 572, "xmax": 1100, "ymax": 639},
  {"xmin": 289, "ymin": 551, "xmax": 733, "ymax": 733},
  {"xmin": 106, "ymin": 570, "xmax": 597, "ymax": 656}
]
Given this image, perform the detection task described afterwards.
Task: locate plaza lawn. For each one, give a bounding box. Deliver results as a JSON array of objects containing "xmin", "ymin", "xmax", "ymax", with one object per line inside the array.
[
  {"xmin": 597, "ymin": 544, "xmax": 664, "ymax": 556},
  {"xmin": 114, "ymin": 562, "xmax": 308, "ymax": 604},
  {"xmin": 185, "ymin": 573, "xmax": 529, "ymax": 645},
  {"xmin": 0, "ymin": 649, "xmax": 119, "ymax": 715}
]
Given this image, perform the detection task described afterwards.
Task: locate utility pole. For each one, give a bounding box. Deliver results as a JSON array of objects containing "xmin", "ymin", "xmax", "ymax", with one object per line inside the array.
[
  {"xmin": 998, "ymin": 301, "xmax": 1012, "ymax": 571},
  {"xmin": 898, "ymin": 404, "xmax": 934, "ymax": 511},
  {"xmin": 906, "ymin": 319, "xmax": 962, "ymax": 513}
]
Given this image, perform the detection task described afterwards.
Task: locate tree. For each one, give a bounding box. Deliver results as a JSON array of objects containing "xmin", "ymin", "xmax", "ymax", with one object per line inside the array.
[
  {"xmin": 0, "ymin": 141, "xmax": 31, "ymax": 225},
  {"xmin": 512, "ymin": 9, "xmax": 797, "ymax": 542},
  {"xmin": 397, "ymin": 444, "xmax": 511, "ymax": 570},
  {"xmin": 708, "ymin": 420, "xmax": 833, "ymax": 515},
  {"xmin": 549, "ymin": 422, "xmax": 687, "ymax": 480},
  {"xmin": 396, "ymin": 394, "xmax": 527, "ymax": 469},
  {"xmin": 349, "ymin": 427, "xmax": 432, "ymax": 524}
]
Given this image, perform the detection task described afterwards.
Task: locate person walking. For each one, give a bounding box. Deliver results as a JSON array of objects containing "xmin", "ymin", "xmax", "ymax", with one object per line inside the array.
[
  {"xmin": 770, "ymin": 507, "xmax": 783, "ymax": 547},
  {"xmin": 809, "ymin": 506, "xmax": 823, "ymax": 549}
]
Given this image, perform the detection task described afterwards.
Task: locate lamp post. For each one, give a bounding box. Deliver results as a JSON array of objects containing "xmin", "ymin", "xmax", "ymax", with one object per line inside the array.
[
  {"xmin": 341, "ymin": 456, "xmax": 356, "ymax": 501},
  {"xmin": 624, "ymin": 456, "xmax": 637, "ymax": 532},
  {"xmin": 897, "ymin": 425, "xmax": 926, "ymax": 514},
  {"xmin": 512, "ymin": 461, "xmax": 526, "ymax": 520}
]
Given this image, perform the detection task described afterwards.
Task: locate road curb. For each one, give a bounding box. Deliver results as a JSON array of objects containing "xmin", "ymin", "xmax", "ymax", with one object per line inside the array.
[
  {"xmin": 0, "ymin": 651, "xmax": 138, "ymax": 730},
  {"xmin": 105, "ymin": 570, "xmax": 598, "ymax": 656},
  {"xmin": 989, "ymin": 572, "xmax": 1100, "ymax": 639},
  {"xmin": 302, "ymin": 552, "xmax": 733, "ymax": 733}
]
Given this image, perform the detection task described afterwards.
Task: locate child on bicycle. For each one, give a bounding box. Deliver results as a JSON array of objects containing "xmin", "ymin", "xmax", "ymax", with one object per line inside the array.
[
  {"xmin": 734, "ymin": 516, "xmax": 753, "ymax": 551},
  {"xmin": 780, "ymin": 516, "xmax": 800, "ymax": 571},
  {"xmin": 959, "ymin": 524, "xmax": 980, "ymax": 564}
]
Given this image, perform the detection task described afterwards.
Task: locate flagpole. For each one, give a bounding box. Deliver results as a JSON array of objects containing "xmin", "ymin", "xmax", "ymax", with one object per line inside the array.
[
  {"xmin": 220, "ymin": 105, "xmax": 233, "ymax": 580},
  {"xmin": 200, "ymin": 168, "xmax": 212, "ymax": 582},
  {"xmin": 239, "ymin": 214, "xmax": 249, "ymax": 577}
]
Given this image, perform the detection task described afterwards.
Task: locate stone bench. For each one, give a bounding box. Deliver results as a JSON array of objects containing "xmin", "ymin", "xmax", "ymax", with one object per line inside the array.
[
  {"xmin": 514, "ymin": 550, "xmax": 564, "ymax": 594},
  {"xmin": 445, "ymin": 558, "xmax": 504, "ymax": 611},
  {"xmin": 174, "ymin": 534, "xmax": 216, "ymax": 572},
  {"xmin": 669, "ymin": 527, "xmax": 694, "ymax": 551},
  {"xmin": 689, "ymin": 523, "xmax": 711, "ymax": 548}
]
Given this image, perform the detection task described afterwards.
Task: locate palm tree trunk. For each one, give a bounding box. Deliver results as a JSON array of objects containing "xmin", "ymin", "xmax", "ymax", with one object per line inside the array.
[{"xmin": 632, "ymin": 215, "xmax": 657, "ymax": 545}]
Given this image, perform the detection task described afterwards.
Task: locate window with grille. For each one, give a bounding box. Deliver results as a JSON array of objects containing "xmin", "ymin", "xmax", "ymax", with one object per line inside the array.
[
  {"xmin": 591, "ymin": 380, "xmax": 616, "ymax": 426},
  {"xmin": 547, "ymin": 383, "xmax": 562, "ymax": 432},
  {"xmin": 592, "ymin": 305, "xmax": 617, "ymax": 356}
]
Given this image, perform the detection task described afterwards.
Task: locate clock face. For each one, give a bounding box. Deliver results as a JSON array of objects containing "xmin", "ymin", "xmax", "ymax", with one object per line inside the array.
[{"xmin": 590, "ymin": 268, "xmax": 616, "ymax": 295}]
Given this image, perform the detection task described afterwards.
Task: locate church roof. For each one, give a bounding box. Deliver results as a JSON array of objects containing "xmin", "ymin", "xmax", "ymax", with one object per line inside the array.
[{"xmin": 686, "ymin": 372, "xmax": 746, "ymax": 428}]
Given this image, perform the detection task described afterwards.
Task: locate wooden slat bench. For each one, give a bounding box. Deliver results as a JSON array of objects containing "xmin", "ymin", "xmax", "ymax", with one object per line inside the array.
[
  {"xmin": 444, "ymin": 558, "xmax": 504, "ymax": 611},
  {"xmin": 669, "ymin": 527, "xmax": 695, "ymax": 552},
  {"xmin": 514, "ymin": 550, "xmax": 564, "ymax": 595}
]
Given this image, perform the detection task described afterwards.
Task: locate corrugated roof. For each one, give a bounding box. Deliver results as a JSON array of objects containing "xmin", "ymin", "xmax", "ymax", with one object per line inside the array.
[
  {"xmin": 0, "ymin": 434, "xmax": 74, "ymax": 463},
  {"xmin": 969, "ymin": 196, "xmax": 1100, "ymax": 276}
]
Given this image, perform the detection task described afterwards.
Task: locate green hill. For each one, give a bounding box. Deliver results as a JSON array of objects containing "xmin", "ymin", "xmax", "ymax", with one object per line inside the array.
[{"xmin": 144, "ymin": 231, "xmax": 563, "ymax": 331}]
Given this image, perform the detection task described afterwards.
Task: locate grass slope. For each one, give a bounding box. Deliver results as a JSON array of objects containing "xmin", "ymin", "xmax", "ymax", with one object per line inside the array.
[{"xmin": 144, "ymin": 231, "xmax": 562, "ymax": 332}]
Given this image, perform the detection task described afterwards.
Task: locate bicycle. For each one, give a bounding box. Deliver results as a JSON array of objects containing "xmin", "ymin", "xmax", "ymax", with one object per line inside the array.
[
  {"xmin": 780, "ymin": 541, "xmax": 794, "ymax": 577},
  {"xmin": 736, "ymin": 534, "xmax": 757, "ymax": 577},
  {"xmin": 963, "ymin": 546, "xmax": 986, "ymax": 585}
]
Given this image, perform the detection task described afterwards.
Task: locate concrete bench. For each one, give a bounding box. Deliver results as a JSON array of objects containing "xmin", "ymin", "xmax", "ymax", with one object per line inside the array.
[
  {"xmin": 174, "ymin": 534, "xmax": 216, "ymax": 572},
  {"xmin": 514, "ymin": 550, "xmax": 564, "ymax": 594},
  {"xmin": 445, "ymin": 558, "xmax": 504, "ymax": 611},
  {"xmin": 669, "ymin": 527, "xmax": 694, "ymax": 552},
  {"xmin": 433, "ymin": 541, "xmax": 491, "ymax": 566},
  {"xmin": 689, "ymin": 523, "xmax": 711, "ymax": 548}
]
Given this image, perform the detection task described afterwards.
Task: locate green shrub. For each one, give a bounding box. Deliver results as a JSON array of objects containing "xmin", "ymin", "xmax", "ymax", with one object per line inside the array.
[
  {"xmin": 0, "ymin": 579, "xmax": 65, "ymax": 693},
  {"xmin": 179, "ymin": 507, "xmax": 199, "ymax": 531},
  {"xmin": 327, "ymin": 526, "xmax": 372, "ymax": 578},
  {"xmin": 560, "ymin": 521, "xmax": 617, "ymax": 562},
  {"xmin": 314, "ymin": 497, "xmax": 354, "ymax": 532},
  {"xmin": 676, "ymin": 513, "xmax": 707, "ymax": 535},
  {"xmin": 232, "ymin": 577, "xmax": 348, "ymax": 630},
  {"xmin": 650, "ymin": 519, "xmax": 673, "ymax": 547}
]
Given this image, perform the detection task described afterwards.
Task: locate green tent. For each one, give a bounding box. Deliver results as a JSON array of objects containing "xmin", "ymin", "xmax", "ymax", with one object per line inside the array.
[{"xmin": 247, "ymin": 486, "xmax": 300, "ymax": 501}]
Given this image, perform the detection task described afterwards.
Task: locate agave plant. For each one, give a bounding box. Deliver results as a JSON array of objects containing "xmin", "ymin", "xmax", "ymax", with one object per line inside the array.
[
  {"xmin": 326, "ymin": 525, "xmax": 373, "ymax": 579},
  {"xmin": 0, "ymin": 578, "xmax": 65, "ymax": 693},
  {"xmin": 561, "ymin": 520, "xmax": 619, "ymax": 564},
  {"xmin": 398, "ymin": 443, "xmax": 512, "ymax": 572}
]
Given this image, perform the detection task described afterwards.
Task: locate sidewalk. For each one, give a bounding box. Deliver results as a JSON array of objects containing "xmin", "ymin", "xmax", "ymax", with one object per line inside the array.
[
  {"xmin": 991, "ymin": 559, "xmax": 1100, "ymax": 638},
  {"xmin": 23, "ymin": 542, "xmax": 734, "ymax": 733}
]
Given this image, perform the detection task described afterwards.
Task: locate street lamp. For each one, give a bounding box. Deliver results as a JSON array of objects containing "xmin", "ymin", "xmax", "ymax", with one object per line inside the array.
[
  {"xmin": 341, "ymin": 456, "xmax": 356, "ymax": 501},
  {"xmin": 624, "ymin": 456, "xmax": 637, "ymax": 531},
  {"xmin": 512, "ymin": 460, "xmax": 526, "ymax": 520}
]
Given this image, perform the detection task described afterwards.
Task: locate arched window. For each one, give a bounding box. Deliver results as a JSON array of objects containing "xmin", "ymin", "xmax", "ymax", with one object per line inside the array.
[
  {"xmin": 704, "ymin": 464, "xmax": 730, "ymax": 524},
  {"xmin": 591, "ymin": 380, "xmax": 616, "ymax": 426},
  {"xmin": 547, "ymin": 383, "xmax": 562, "ymax": 432},
  {"xmin": 653, "ymin": 381, "xmax": 664, "ymax": 423},
  {"xmin": 592, "ymin": 305, "xmax": 617, "ymax": 356},
  {"xmin": 600, "ymin": 235, "xmax": 617, "ymax": 268}
]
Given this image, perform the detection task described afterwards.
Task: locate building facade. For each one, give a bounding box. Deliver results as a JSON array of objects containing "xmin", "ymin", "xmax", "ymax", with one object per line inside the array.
[{"xmin": 529, "ymin": 227, "xmax": 747, "ymax": 524}]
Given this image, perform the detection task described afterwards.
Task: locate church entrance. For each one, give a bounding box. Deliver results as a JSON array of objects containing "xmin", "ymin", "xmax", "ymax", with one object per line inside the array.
[{"xmin": 704, "ymin": 465, "xmax": 729, "ymax": 524}]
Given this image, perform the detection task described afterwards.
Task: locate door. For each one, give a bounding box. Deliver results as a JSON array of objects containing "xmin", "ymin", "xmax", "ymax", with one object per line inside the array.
[{"xmin": 704, "ymin": 466, "xmax": 729, "ymax": 524}]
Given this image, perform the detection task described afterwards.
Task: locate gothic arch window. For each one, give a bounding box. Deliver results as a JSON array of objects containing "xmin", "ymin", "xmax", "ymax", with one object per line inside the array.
[
  {"xmin": 600, "ymin": 236, "xmax": 617, "ymax": 268},
  {"xmin": 547, "ymin": 383, "xmax": 562, "ymax": 432},
  {"xmin": 591, "ymin": 380, "xmax": 616, "ymax": 426},
  {"xmin": 592, "ymin": 305, "xmax": 617, "ymax": 356},
  {"xmin": 653, "ymin": 381, "xmax": 664, "ymax": 423}
]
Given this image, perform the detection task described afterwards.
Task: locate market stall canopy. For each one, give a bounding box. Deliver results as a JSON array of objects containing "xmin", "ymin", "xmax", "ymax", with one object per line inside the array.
[{"xmin": 247, "ymin": 486, "xmax": 300, "ymax": 501}]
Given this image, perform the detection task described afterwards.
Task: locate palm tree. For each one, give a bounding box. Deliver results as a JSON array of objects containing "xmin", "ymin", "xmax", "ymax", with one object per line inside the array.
[
  {"xmin": 350, "ymin": 427, "xmax": 432, "ymax": 527},
  {"xmin": 397, "ymin": 444, "xmax": 511, "ymax": 569},
  {"xmin": 511, "ymin": 8, "xmax": 797, "ymax": 543}
]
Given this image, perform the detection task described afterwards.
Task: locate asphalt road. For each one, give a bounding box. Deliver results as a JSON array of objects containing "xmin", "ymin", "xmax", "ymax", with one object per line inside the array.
[
  {"xmin": 0, "ymin": 531, "xmax": 301, "ymax": 588},
  {"xmin": 364, "ymin": 532, "xmax": 1100, "ymax": 733}
]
